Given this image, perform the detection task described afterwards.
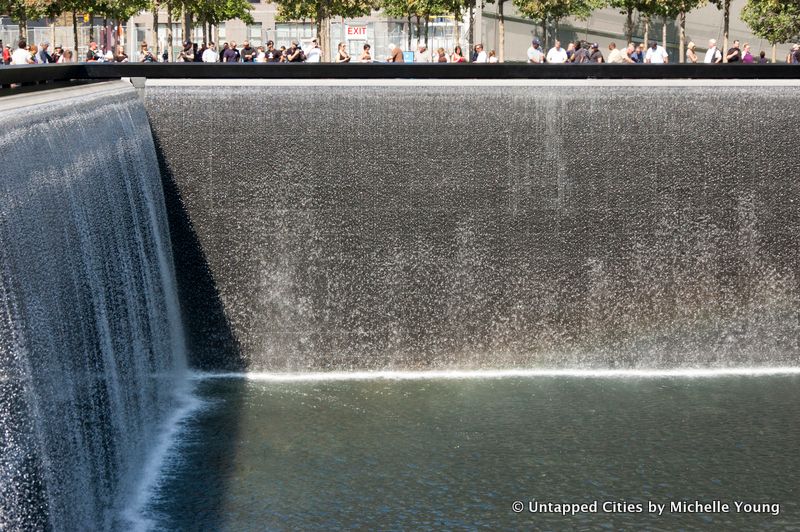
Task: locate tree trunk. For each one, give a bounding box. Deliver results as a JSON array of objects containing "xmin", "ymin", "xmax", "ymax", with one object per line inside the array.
[
  {"xmin": 103, "ymin": 16, "xmax": 108, "ymax": 53},
  {"xmin": 167, "ymin": 2, "xmax": 173, "ymax": 61},
  {"xmin": 771, "ymin": 42, "xmax": 776, "ymax": 63},
  {"xmin": 72, "ymin": 11, "xmax": 79, "ymax": 55},
  {"xmin": 89, "ymin": 14, "xmax": 95, "ymax": 45},
  {"xmin": 722, "ymin": 0, "xmax": 729, "ymax": 62},
  {"xmin": 324, "ymin": 17, "xmax": 331, "ymax": 62},
  {"xmin": 643, "ymin": 16, "xmax": 649, "ymax": 47},
  {"xmin": 468, "ymin": 4, "xmax": 474, "ymax": 54},
  {"xmin": 498, "ymin": 0, "xmax": 505, "ymax": 62},
  {"xmin": 407, "ymin": 15, "xmax": 412, "ymax": 49},
  {"xmin": 452, "ymin": 9, "xmax": 459, "ymax": 52},
  {"xmin": 203, "ymin": 21, "xmax": 208, "ymax": 44},
  {"xmin": 184, "ymin": 9, "xmax": 192, "ymax": 43},
  {"xmin": 679, "ymin": 11, "xmax": 685, "ymax": 62},
  {"xmin": 541, "ymin": 19, "xmax": 547, "ymax": 50},
  {"xmin": 424, "ymin": 16, "xmax": 429, "ymax": 46},
  {"xmin": 624, "ymin": 9, "xmax": 633, "ymax": 43},
  {"xmin": 415, "ymin": 16, "xmax": 421, "ymax": 49},
  {"xmin": 661, "ymin": 16, "xmax": 667, "ymax": 50},
  {"xmin": 152, "ymin": 2, "xmax": 159, "ymax": 57},
  {"xmin": 50, "ymin": 20, "xmax": 56, "ymax": 47}
]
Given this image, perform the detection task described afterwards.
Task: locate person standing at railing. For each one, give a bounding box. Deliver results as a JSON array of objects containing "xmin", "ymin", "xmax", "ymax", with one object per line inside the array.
[
  {"xmin": 113, "ymin": 45, "xmax": 129, "ymax": 62},
  {"xmin": 305, "ymin": 39, "xmax": 322, "ymax": 62},
  {"xmin": 704, "ymin": 39, "xmax": 722, "ymax": 63},
  {"xmin": 37, "ymin": 42, "xmax": 54, "ymax": 64},
  {"xmin": 202, "ymin": 42, "xmax": 219, "ymax": 62},
  {"xmin": 686, "ymin": 42, "xmax": 698, "ymax": 63},
  {"xmin": 546, "ymin": 40, "xmax": 568, "ymax": 64},
  {"xmin": 51, "ymin": 45, "xmax": 63, "ymax": 63},
  {"xmin": 741, "ymin": 43, "xmax": 754, "ymax": 63},
  {"xmin": 335, "ymin": 42, "xmax": 351, "ymax": 63},
  {"xmin": 265, "ymin": 41, "xmax": 281, "ymax": 62},
  {"xmin": 240, "ymin": 40, "xmax": 257, "ymax": 62},
  {"xmin": 138, "ymin": 42, "xmax": 156, "ymax": 62},
  {"xmin": 386, "ymin": 43, "xmax": 404, "ymax": 62},
  {"xmin": 86, "ymin": 42, "xmax": 102, "ymax": 62},
  {"xmin": 359, "ymin": 43, "xmax": 372, "ymax": 62},
  {"xmin": 178, "ymin": 40, "xmax": 195, "ymax": 62},
  {"xmin": 473, "ymin": 44, "xmax": 487, "ymax": 63},
  {"xmin": 450, "ymin": 46, "xmax": 465, "ymax": 63},
  {"xmin": 644, "ymin": 41, "xmax": 668, "ymax": 63},
  {"xmin": 11, "ymin": 40, "xmax": 33, "ymax": 64}
]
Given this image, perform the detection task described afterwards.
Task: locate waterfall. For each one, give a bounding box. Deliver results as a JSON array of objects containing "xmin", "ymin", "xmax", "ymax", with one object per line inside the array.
[{"xmin": 0, "ymin": 82, "xmax": 187, "ymax": 529}]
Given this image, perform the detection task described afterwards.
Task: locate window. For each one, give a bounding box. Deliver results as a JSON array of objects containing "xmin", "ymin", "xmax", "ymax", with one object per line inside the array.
[{"xmin": 248, "ymin": 23, "xmax": 262, "ymax": 46}]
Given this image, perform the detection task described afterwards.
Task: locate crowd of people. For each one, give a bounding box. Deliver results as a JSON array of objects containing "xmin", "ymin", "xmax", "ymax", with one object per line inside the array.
[
  {"xmin": 525, "ymin": 38, "xmax": 800, "ymax": 64},
  {"xmin": 3, "ymin": 35, "xmax": 800, "ymax": 65}
]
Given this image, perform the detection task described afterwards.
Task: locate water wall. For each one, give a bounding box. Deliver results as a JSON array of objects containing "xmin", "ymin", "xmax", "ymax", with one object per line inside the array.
[
  {"xmin": 0, "ymin": 82, "xmax": 186, "ymax": 529},
  {"xmin": 145, "ymin": 80, "xmax": 800, "ymax": 372}
]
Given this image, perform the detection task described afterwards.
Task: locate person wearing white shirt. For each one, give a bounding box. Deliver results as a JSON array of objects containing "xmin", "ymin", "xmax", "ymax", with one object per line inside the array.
[
  {"xmin": 704, "ymin": 39, "xmax": 722, "ymax": 63},
  {"xmin": 546, "ymin": 40, "xmax": 567, "ymax": 63},
  {"xmin": 305, "ymin": 39, "xmax": 322, "ymax": 62},
  {"xmin": 11, "ymin": 40, "xmax": 33, "ymax": 65},
  {"xmin": 202, "ymin": 42, "xmax": 219, "ymax": 62},
  {"xmin": 473, "ymin": 43, "xmax": 488, "ymax": 63},
  {"xmin": 644, "ymin": 41, "xmax": 668, "ymax": 63},
  {"xmin": 415, "ymin": 44, "xmax": 432, "ymax": 62},
  {"xmin": 527, "ymin": 38, "xmax": 544, "ymax": 63}
]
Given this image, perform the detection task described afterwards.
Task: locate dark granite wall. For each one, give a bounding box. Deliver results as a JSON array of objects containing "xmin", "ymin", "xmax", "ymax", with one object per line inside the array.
[{"xmin": 145, "ymin": 84, "xmax": 800, "ymax": 371}]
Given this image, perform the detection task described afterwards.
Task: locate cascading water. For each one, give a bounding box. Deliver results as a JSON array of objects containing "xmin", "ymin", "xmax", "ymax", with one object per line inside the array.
[
  {"xmin": 0, "ymin": 82, "xmax": 187, "ymax": 530},
  {"xmin": 145, "ymin": 80, "xmax": 800, "ymax": 371}
]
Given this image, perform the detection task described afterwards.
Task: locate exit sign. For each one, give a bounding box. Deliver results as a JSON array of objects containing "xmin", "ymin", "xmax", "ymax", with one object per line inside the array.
[{"xmin": 345, "ymin": 26, "xmax": 367, "ymax": 39}]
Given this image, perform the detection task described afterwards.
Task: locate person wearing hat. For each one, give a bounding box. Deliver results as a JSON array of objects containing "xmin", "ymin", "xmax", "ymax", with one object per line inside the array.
[
  {"xmin": 287, "ymin": 40, "xmax": 304, "ymax": 62},
  {"xmin": 527, "ymin": 38, "xmax": 544, "ymax": 63},
  {"xmin": 588, "ymin": 42, "xmax": 604, "ymax": 63},
  {"xmin": 51, "ymin": 45, "xmax": 63, "ymax": 63},
  {"xmin": 644, "ymin": 40, "xmax": 668, "ymax": 64},
  {"xmin": 178, "ymin": 39, "xmax": 195, "ymax": 61}
]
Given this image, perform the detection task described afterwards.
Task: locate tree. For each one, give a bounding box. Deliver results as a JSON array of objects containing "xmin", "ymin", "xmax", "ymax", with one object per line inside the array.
[
  {"xmin": 741, "ymin": 0, "xmax": 800, "ymax": 62},
  {"xmin": 94, "ymin": 0, "xmax": 148, "ymax": 48},
  {"xmin": 275, "ymin": 0, "xmax": 377, "ymax": 61},
  {"xmin": 382, "ymin": 0, "xmax": 418, "ymax": 49},
  {"xmin": 658, "ymin": 0, "xmax": 705, "ymax": 61},
  {"xmin": 0, "ymin": 0, "xmax": 47, "ymax": 37},
  {"xmin": 513, "ymin": 0, "xmax": 604, "ymax": 50},
  {"xmin": 709, "ymin": 0, "xmax": 731, "ymax": 60}
]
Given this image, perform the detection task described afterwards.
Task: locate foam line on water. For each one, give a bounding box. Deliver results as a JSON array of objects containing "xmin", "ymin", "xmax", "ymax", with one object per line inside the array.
[
  {"xmin": 120, "ymin": 376, "xmax": 204, "ymax": 532},
  {"xmin": 191, "ymin": 367, "xmax": 800, "ymax": 382}
]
